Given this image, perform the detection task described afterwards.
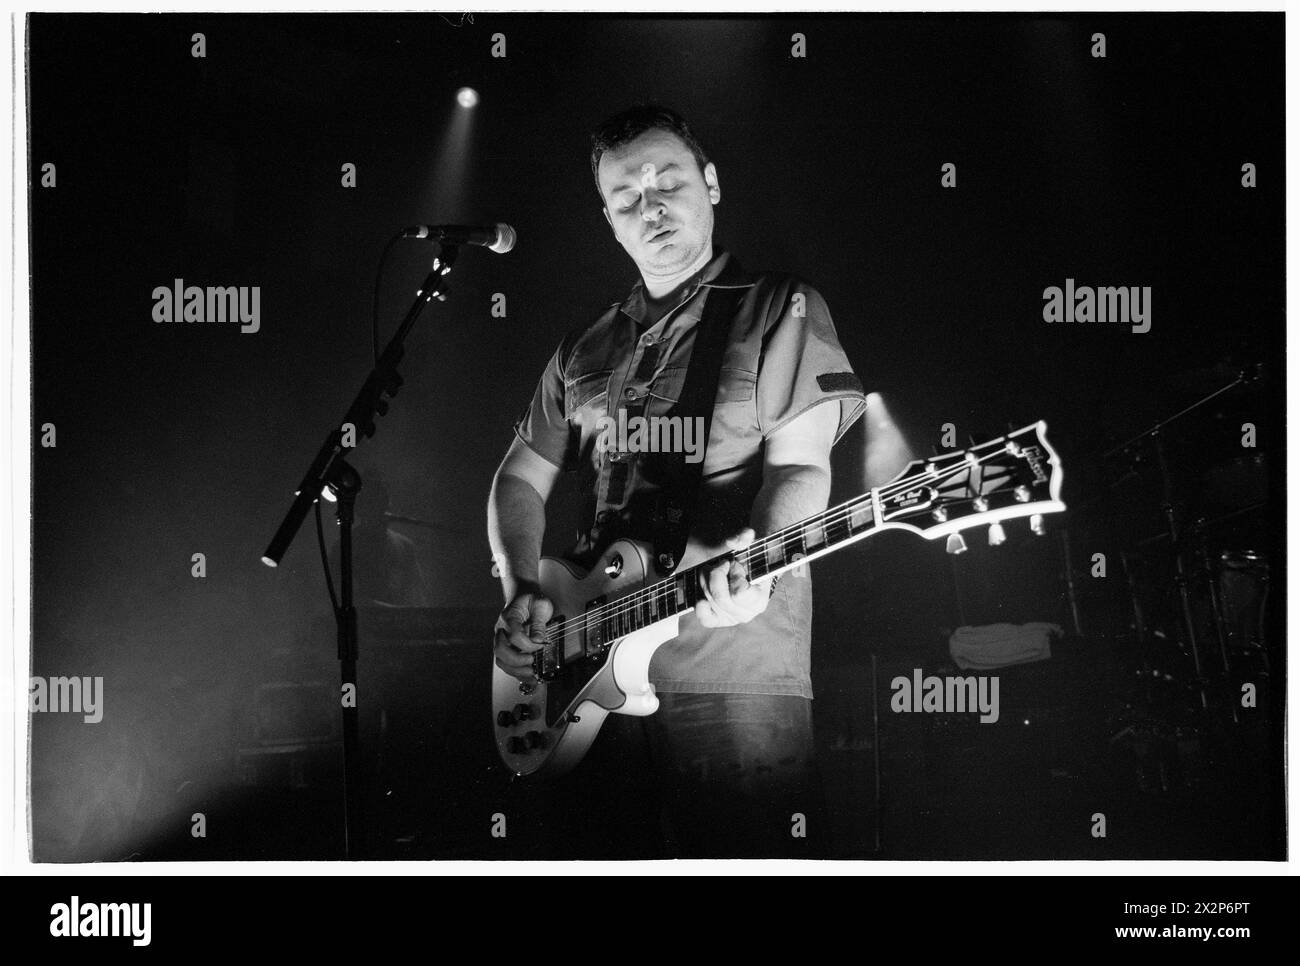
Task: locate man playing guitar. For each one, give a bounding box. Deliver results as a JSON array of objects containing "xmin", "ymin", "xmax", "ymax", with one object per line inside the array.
[{"xmin": 488, "ymin": 104, "xmax": 867, "ymax": 857}]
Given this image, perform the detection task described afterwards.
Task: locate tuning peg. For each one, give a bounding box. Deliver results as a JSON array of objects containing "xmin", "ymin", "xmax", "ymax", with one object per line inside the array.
[
  {"xmin": 946, "ymin": 533, "xmax": 968, "ymax": 555},
  {"xmin": 988, "ymin": 522, "xmax": 1006, "ymax": 546},
  {"xmin": 1030, "ymin": 514, "xmax": 1046, "ymax": 536}
]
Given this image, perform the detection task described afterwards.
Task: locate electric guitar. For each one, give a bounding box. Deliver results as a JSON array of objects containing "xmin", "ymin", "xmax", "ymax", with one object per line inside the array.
[{"xmin": 493, "ymin": 420, "xmax": 1066, "ymax": 777}]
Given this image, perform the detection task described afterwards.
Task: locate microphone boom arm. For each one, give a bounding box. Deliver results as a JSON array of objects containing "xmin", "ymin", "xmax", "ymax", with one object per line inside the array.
[{"xmin": 262, "ymin": 244, "xmax": 460, "ymax": 567}]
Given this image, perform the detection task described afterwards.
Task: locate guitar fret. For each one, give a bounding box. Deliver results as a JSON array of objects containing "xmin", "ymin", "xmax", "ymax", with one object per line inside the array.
[
  {"xmin": 682, "ymin": 572, "xmax": 699, "ymax": 610},
  {"xmin": 849, "ymin": 500, "xmax": 873, "ymax": 531},
  {"xmin": 826, "ymin": 513, "xmax": 853, "ymax": 547},
  {"xmin": 765, "ymin": 537, "xmax": 785, "ymax": 574}
]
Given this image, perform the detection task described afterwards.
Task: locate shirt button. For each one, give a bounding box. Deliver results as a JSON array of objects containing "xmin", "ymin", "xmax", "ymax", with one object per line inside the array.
[{"xmin": 624, "ymin": 387, "xmax": 640, "ymax": 400}]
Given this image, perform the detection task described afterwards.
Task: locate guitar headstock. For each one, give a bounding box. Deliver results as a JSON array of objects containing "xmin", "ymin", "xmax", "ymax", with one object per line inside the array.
[{"xmin": 874, "ymin": 421, "xmax": 1066, "ymax": 546}]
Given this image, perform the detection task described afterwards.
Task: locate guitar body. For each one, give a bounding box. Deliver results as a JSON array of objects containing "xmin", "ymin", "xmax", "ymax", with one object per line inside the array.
[{"xmin": 492, "ymin": 538, "xmax": 694, "ymax": 778}]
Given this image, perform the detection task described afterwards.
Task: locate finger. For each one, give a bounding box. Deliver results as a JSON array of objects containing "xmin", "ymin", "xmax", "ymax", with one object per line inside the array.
[
  {"xmin": 715, "ymin": 560, "xmax": 759, "ymax": 623},
  {"xmin": 502, "ymin": 595, "xmax": 533, "ymax": 624},
  {"xmin": 497, "ymin": 618, "xmax": 543, "ymax": 654},
  {"xmin": 725, "ymin": 527, "xmax": 757, "ymax": 551},
  {"xmin": 507, "ymin": 624, "xmax": 544, "ymax": 653},
  {"xmin": 711, "ymin": 561, "xmax": 766, "ymax": 623},
  {"xmin": 732, "ymin": 582, "xmax": 769, "ymax": 620},
  {"xmin": 495, "ymin": 649, "xmax": 536, "ymax": 674},
  {"xmin": 704, "ymin": 559, "xmax": 732, "ymax": 609},
  {"xmin": 727, "ymin": 558, "xmax": 752, "ymax": 597},
  {"xmin": 694, "ymin": 599, "xmax": 724, "ymax": 628},
  {"xmin": 529, "ymin": 595, "xmax": 554, "ymax": 625},
  {"xmin": 494, "ymin": 649, "xmax": 536, "ymax": 682},
  {"xmin": 527, "ymin": 595, "xmax": 554, "ymax": 642},
  {"xmin": 495, "ymin": 629, "xmax": 538, "ymax": 666}
]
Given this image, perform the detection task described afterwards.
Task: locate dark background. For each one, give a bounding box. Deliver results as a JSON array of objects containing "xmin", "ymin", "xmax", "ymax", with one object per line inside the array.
[{"xmin": 28, "ymin": 13, "xmax": 1284, "ymax": 860}]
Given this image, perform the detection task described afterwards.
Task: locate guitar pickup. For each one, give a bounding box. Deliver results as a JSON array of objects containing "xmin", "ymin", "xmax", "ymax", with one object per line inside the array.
[
  {"xmin": 583, "ymin": 596, "xmax": 608, "ymax": 659},
  {"xmin": 531, "ymin": 615, "xmax": 565, "ymax": 681}
]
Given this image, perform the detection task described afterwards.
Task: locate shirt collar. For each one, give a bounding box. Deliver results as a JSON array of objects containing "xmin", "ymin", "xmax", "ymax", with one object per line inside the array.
[{"xmin": 617, "ymin": 247, "xmax": 755, "ymax": 325}]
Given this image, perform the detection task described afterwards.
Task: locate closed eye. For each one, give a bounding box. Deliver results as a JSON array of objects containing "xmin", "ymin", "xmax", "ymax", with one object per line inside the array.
[{"xmin": 618, "ymin": 184, "xmax": 681, "ymax": 212}]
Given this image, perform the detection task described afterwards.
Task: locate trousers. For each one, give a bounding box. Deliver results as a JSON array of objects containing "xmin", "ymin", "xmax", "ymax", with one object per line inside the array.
[{"xmin": 527, "ymin": 691, "xmax": 828, "ymax": 859}]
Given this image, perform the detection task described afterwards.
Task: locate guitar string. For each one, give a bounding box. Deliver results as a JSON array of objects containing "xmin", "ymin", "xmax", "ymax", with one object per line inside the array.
[
  {"xmin": 533, "ymin": 447, "xmax": 1027, "ymax": 643},
  {"xmin": 540, "ymin": 458, "xmax": 1024, "ymax": 644},
  {"xmin": 538, "ymin": 492, "xmax": 875, "ymax": 643},
  {"xmin": 537, "ymin": 450, "xmax": 1023, "ymax": 642}
]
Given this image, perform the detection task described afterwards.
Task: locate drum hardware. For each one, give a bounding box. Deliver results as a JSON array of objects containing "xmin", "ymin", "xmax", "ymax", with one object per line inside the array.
[
  {"xmin": 1190, "ymin": 522, "xmax": 1236, "ymax": 723},
  {"xmin": 1150, "ymin": 431, "xmax": 1209, "ymax": 713},
  {"xmin": 1057, "ymin": 530, "xmax": 1084, "ymax": 637}
]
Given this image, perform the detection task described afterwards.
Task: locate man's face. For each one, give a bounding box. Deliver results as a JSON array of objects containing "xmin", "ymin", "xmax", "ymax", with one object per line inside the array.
[{"xmin": 598, "ymin": 128, "xmax": 720, "ymax": 280}]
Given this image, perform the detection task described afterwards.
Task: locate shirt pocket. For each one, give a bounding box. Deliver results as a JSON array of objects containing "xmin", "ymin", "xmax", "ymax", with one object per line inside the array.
[
  {"xmin": 645, "ymin": 366, "xmax": 756, "ymax": 406},
  {"xmin": 564, "ymin": 368, "xmax": 612, "ymax": 420},
  {"xmin": 716, "ymin": 367, "xmax": 756, "ymax": 404}
]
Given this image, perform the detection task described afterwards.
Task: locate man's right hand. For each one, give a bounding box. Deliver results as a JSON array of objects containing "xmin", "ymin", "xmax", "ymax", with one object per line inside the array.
[{"xmin": 493, "ymin": 591, "xmax": 554, "ymax": 682}]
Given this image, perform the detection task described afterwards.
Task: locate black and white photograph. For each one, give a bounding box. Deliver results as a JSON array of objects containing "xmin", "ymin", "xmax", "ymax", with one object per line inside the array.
[{"xmin": 10, "ymin": 6, "xmax": 1289, "ymax": 885}]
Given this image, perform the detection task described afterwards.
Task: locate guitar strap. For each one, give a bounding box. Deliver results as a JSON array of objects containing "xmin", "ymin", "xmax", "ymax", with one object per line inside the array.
[
  {"xmin": 591, "ymin": 281, "xmax": 744, "ymax": 575},
  {"xmin": 651, "ymin": 281, "xmax": 743, "ymax": 574}
]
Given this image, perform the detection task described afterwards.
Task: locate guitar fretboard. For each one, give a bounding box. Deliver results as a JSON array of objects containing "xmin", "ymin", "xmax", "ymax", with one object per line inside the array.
[
  {"xmin": 530, "ymin": 422, "xmax": 1061, "ymax": 695},
  {"xmin": 553, "ymin": 490, "xmax": 880, "ymax": 648}
]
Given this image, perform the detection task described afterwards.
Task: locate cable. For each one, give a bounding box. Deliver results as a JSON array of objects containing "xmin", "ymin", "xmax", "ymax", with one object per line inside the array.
[
  {"xmin": 313, "ymin": 230, "xmax": 405, "ymax": 613},
  {"xmin": 371, "ymin": 231, "xmax": 404, "ymax": 366},
  {"xmin": 315, "ymin": 492, "xmax": 340, "ymax": 616}
]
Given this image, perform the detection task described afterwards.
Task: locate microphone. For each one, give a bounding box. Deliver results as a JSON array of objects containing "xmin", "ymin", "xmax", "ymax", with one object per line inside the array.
[{"xmin": 401, "ymin": 222, "xmax": 517, "ymax": 254}]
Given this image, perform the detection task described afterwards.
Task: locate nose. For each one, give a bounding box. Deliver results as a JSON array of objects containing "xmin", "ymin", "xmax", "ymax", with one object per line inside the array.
[{"xmin": 640, "ymin": 192, "xmax": 666, "ymax": 223}]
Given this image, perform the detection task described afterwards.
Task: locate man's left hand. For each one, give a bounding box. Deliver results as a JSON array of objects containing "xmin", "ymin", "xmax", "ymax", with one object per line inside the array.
[{"xmin": 694, "ymin": 527, "xmax": 770, "ymax": 628}]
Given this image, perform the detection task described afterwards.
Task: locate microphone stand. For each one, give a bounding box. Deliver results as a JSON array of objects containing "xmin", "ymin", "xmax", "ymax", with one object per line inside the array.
[{"xmin": 262, "ymin": 244, "xmax": 461, "ymax": 859}]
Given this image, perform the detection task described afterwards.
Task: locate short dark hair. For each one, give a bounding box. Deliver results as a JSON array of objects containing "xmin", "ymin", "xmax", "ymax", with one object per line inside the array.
[{"xmin": 589, "ymin": 103, "xmax": 710, "ymax": 201}]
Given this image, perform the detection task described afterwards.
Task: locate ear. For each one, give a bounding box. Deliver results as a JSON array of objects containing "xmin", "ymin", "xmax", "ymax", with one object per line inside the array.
[{"xmin": 704, "ymin": 161, "xmax": 721, "ymax": 204}]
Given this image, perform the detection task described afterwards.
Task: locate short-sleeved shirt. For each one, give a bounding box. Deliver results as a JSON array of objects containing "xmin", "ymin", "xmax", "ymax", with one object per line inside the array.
[{"xmin": 514, "ymin": 248, "xmax": 866, "ymax": 698}]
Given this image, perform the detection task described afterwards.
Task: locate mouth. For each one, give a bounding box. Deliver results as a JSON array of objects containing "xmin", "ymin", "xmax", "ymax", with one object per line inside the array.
[{"xmin": 645, "ymin": 226, "xmax": 676, "ymax": 244}]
